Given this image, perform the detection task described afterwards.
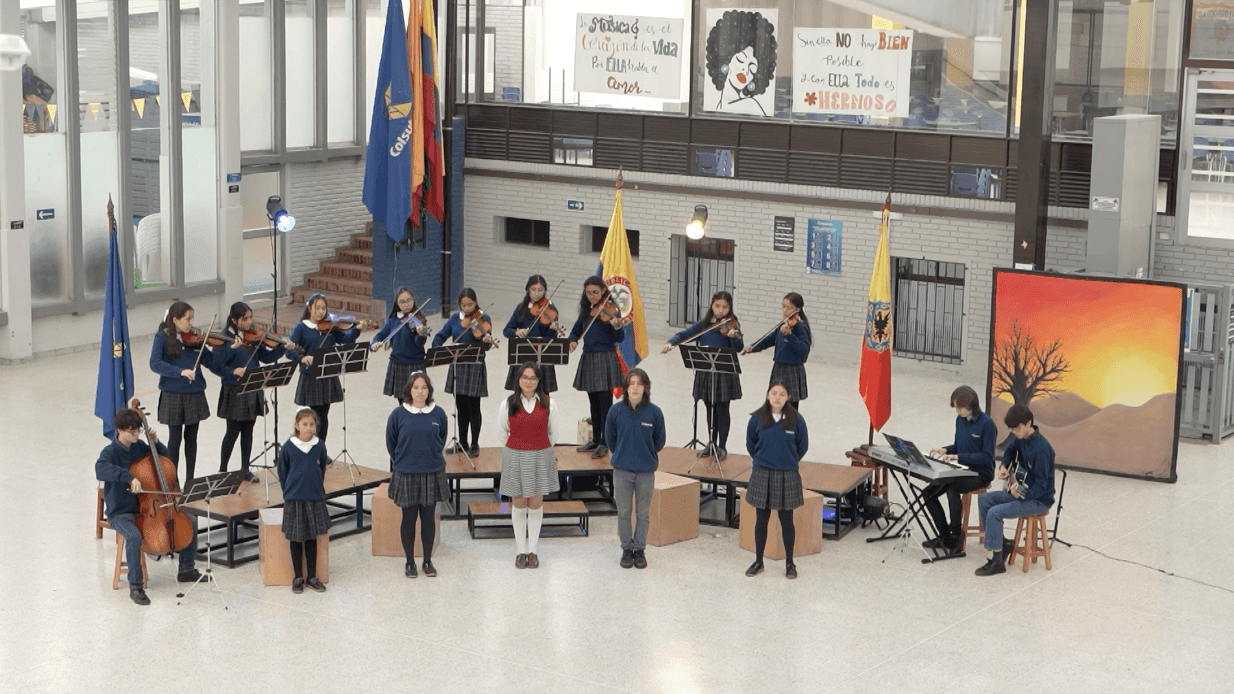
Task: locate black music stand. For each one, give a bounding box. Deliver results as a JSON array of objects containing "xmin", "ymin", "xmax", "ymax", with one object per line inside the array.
[
  {"xmin": 425, "ymin": 343, "xmax": 485, "ymax": 469},
  {"xmin": 308, "ymin": 342, "xmax": 370, "ymax": 484},
  {"xmin": 177, "ymin": 470, "xmax": 246, "ymax": 608},
  {"xmin": 679, "ymin": 344, "xmax": 740, "ymax": 474},
  {"xmin": 508, "ymin": 337, "xmax": 571, "ymax": 367},
  {"xmin": 239, "ymin": 361, "xmax": 297, "ymax": 504}
]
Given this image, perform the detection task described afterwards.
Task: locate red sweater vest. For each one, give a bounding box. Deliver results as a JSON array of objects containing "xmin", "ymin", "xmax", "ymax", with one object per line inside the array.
[{"xmin": 506, "ymin": 400, "xmax": 550, "ymax": 450}]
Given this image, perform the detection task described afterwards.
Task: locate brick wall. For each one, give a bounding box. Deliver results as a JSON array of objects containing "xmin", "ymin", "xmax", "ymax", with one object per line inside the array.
[
  {"xmin": 1154, "ymin": 235, "xmax": 1234, "ymax": 285},
  {"xmin": 285, "ymin": 157, "xmax": 371, "ymax": 287}
]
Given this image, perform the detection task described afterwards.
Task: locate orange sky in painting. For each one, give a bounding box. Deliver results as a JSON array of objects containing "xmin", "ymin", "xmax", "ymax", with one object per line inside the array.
[{"xmin": 993, "ymin": 273, "xmax": 1183, "ymax": 408}]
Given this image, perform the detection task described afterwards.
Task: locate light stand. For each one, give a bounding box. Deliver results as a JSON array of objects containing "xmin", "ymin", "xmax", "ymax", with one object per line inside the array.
[{"xmin": 253, "ymin": 196, "xmax": 297, "ymax": 489}]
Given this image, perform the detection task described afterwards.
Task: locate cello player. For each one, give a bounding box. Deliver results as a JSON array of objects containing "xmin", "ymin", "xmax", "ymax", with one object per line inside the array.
[{"xmin": 95, "ymin": 408, "xmax": 201, "ymax": 606}]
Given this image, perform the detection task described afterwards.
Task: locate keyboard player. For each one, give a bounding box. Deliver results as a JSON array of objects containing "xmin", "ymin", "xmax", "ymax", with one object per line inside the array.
[{"xmin": 922, "ymin": 386, "xmax": 997, "ymax": 554}]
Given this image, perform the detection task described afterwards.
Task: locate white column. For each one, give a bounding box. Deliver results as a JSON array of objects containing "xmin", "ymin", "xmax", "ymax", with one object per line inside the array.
[
  {"xmin": 0, "ymin": 3, "xmax": 34, "ymax": 361},
  {"xmin": 213, "ymin": 0, "xmax": 243, "ymax": 307}
]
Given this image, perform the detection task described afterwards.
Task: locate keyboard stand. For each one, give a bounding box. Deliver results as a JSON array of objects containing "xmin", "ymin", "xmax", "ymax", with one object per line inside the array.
[{"xmin": 867, "ymin": 467, "xmax": 967, "ymax": 564}]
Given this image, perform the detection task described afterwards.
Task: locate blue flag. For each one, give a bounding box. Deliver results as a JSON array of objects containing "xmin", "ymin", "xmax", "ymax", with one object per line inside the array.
[
  {"xmin": 362, "ymin": 0, "xmax": 415, "ymax": 244},
  {"xmin": 94, "ymin": 222, "xmax": 135, "ymax": 440}
]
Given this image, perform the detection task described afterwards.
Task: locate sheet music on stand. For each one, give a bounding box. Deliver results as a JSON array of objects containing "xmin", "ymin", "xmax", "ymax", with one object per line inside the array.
[
  {"xmin": 237, "ymin": 361, "xmax": 298, "ymax": 503},
  {"xmin": 508, "ymin": 337, "xmax": 571, "ymax": 366},
  {"xmin": 678, "ymin": 344, "xmax": 741, "ymax": 475},
  {"xmin": 424, "ymin": 343, "xmax": 486, "ymax": 469},
  {"xmin": 177, "ymin": 471, "xmax": 247, "ymax": 608},
  {"xmin": 307, "ymin": 342, "xmax": 370, "ymax": 379}
]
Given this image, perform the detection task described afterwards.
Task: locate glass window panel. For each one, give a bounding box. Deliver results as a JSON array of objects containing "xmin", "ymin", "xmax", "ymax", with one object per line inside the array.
[
  {"xmin": 180, "ymin": 0, "xmax": 203, "ymax": 129},
  {"xmin": 286, "ymin": 0, "xmax": 317, "ymax": 148},
  {"xmin": 328, "ymin": 0, "xmax": 357, "ymax": 143},
  {"xmin": 1181, "ymin": 74, "xmax": 1234, "ymax": 242},
  {"xmin": 364, "ymin": 0, "xmax": 386, "ymax": 112},
  {"xmin": 79, "ymin": 0, "xmax": 121, "ymax": 297},
  {"xmin": 243, "ymin": 236, "xmax": 277, "ymax": 295},
  {"xmin": 239, "ymin": 0, "xmax": 273, "ymax": 151},
  {"xmin": 128, "ymin": 4, "xmax": 165, "ymax": 291},
  {"xmin": 21, "ymin": 1, "xmax": 69, "ymax": 303},
  {"xmin": 181, "ymin": 0, "xmax": 218, "ymax": 284},
  {"xmin": 240, "ymin": 171, "xmax": 281, "ymax": 231}
]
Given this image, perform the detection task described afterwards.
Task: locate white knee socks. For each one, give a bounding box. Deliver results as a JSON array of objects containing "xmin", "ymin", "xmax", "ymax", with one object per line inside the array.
[
  {"xmin": 512, "ymin": 506, "xmax": 529, "ymax": 554},
  {"xmin": 527, "ymin": 506, "xmax": 544, "ymax": 553}
]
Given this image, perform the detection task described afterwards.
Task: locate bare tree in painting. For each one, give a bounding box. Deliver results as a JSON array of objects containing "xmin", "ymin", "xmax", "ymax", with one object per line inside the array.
[{"xmin": 992, "ymin": 320, "xmax": 1070, "ymax": 406}]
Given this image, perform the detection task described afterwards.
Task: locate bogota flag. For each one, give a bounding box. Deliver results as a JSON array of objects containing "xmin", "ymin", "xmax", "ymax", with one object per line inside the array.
[
  {"xmin": 859, "ymin": 193, "xmax": 893, "ymax": 431},
  {"xmin": 597, "ymin": 174, "xmax": 647, "ymax": 395},
  {"xmin": 416, "ymin": 0, "xmax": 445, "ymax": 222}
]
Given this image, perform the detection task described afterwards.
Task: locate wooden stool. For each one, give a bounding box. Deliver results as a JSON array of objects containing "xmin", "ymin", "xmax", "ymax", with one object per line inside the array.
[
  {"xmin": 1007, "ymin": 513, "xmax": 1052, "ymax": 572},
  {"xmin": 112, "ymin": 533, "xmax": 148, "ymax": 590},
  {"xmin": 959, "ymin": 484, "xmax": 991, "ymax": 551},
  {"xmin": 96, "ymin": 487, "xmax": 108, "ymax": 539}
]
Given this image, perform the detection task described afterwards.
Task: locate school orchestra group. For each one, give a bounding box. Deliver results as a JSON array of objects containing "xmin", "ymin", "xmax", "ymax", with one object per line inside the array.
[{"xmin": 96, "ymin": 275, "xmax": 1056, "ymax": 606}]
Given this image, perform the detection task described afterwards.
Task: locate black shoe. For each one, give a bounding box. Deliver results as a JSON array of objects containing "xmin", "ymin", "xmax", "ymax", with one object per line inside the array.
[
  {"xmin": 786, "ymin": 563, "xmax": 798, "ymax": 580},
  {"xmin": 468, "ymin": 445, "xmax": 480, "ymax": 458},
  {"xmin": 591, "ymin": 445, "xmax": 609, "ymax": 459},
  {"xmin": 129, "ymin": 587, "xmax": 150, "ymax": 606},
  {"xmin": 745, "ymin": 561, "xmax": 765, "ymax": 577},
  {"xmin": 306, "ymin": 577, "xmax": 327, "ymax": 592},
  {"xmin": 633, "ymin": 550, "xmax": 648, "ymax": 569},
  {"xmin": 922, "ymin": 537, "xmax": 947, "ymax": 550},
  {"xmin": 244, "ymin": 471, "xmax": 260, "ymax": 484},
  {"xmin": 619, "ymin": 550, "xmax": 635, "ymax": 568},
  {"xmin": 975, "ymin": 554, "xmax": 1006, "ymax": 577},
  {"xmin": 405, "ymin": 562, "xmax": 418, "ymax": 578},
  {"xmin": 422, "ymin": 561, "xmax": 437, "ymax": 578},
  {"xmin": 177, "ymin": 568, "xmax": 202, "ymax": 583},
  {"xmin": 292, "ymin": 577, "xmax": 305, "ymax": 593},
  {"xmin": 717, "ymin": 447, "xmax": 728, "ymax": 462},
  {"xmin": 577, "ymin": 440, "xmax": 598, "ymax": 452},
  {"xmin": 696, "ymin": 447, "xmax": 710, "ymax": 458}
]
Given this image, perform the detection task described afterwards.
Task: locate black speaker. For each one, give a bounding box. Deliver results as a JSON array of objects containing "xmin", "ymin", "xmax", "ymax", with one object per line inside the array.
[{"xmin": 860, "ymin": 494, "xmax": 888, "ymax": 522}]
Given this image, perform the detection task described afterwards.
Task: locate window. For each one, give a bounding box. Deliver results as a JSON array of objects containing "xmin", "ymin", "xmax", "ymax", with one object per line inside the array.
[
  {"xmin": 505, "ymin": 217, "xmax": 551, "ymax": 247},
  {"xmin": 693, "ymin": 147, "xmax": 734, "ymax": 177},
  {"xmin": 892, "ymin": 257, "xmax": 965, "ymax": 364},
  {"xmin": 590, "ymin": 226, "xmax": 639, "ymax": 256},
  {"xmin": 668, "ymin": 235, "xmax": 735, "ymax": 326},
  {"xmin": 553, "ymin": 136, "xmax": 593, "ymax": 166},
  {"xmin": 950, "ymin": 166, "xmax": 1001, "ymax": 200}
]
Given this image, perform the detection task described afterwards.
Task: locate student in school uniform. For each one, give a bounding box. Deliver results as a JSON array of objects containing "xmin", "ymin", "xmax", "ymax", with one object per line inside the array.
[
  {"xmin": 371, "ymin": 287, "xmax": 430, "ymax": 404},
  {"xmin": 661, "ymin": 290, "xmax": 743, "ymax": 461},
  {"xmin": 497, "ymin": 362, "xmax": 560, "ymax": 569},
  {"xmin": 212, "ymin": 301, "xmax": 287, "ymax": 482},
  {"xmin": 289, "ymin": 293, "xmax": 363, "ymax": 450},
  {"xmin": 604, "ymin": 368, "xmax": 666, "ymax": 570},
  {"xmin": 744, "ymin": 382, "xmax": 809, "ymax": 580},
  {"xmin": 502, "ymin": 274, "xmax": 562, "ymax": 394},
  {"xmin": 385, "ymin": 371, "xmax": 450, "ymax": 578},
  {"xmin": 567, "ymin": 276, "xmax": 631, "ymax": 459},
  {"xmin": 431, "ymin": 287, "xmax": 497, "ymax": 458},
  {"xmin": 277, "ymin": 408, "xmax": 332, "ymax": 593},
  {"xmin": 742, "ymin": 292, "xmax": 811, "ymax": 412}
]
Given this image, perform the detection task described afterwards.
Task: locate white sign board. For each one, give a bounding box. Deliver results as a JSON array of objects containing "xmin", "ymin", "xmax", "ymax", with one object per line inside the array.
[
  {"xmin": 1091, "ymin": 196, "xmax": 1121, "ymax": 212},
  {"xmin": 791, "ymin": 28, "xmax": 913, "ymax": 119},
  {"xmin": 573, "ymin": 14, "xmax": 684, "ymax": 100}
]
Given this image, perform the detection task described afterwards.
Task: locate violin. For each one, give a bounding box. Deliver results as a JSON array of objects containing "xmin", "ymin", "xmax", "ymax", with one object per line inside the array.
[
  {"xmin": 315, "ymin": 313, "xmax": 378, "ymax": 334},
  {"xmin": 528, "ymin": 297, "xmax": 566, "ymax": 337},
  {"xmin": 589, "ymin": 291, "xmax": 625, "ymax": 325},
  {"xmin": 372, "ymin": 298, "xmax": 434, "ymax": 350},
  {"xmin": 240, "ymin": 329, "xmax": 305, "ymax": 354},
  {"xmin": 461, "ymin": 307, "xmax": 499, "ymax": 346},
  {"xmin": 714, "ymin": 315, "xmax": 742, "ymax": 339},
  {"xmin": 127, "ymin": 399, "xmax": 195, "ymax": 557},
  {"xmin": 180, "ymin": 327, "xmax": 231, "ymax": 348}
]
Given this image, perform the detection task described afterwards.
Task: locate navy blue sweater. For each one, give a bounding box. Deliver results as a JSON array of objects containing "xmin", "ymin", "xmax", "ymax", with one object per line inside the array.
[
  {"xmin": 503, "ymin": 304, "xmax": 557, "ymax": 340},
  {"xmin": 386, "ymin": 405, "xmax": 449, "ymax": 474},
  {"xmin": 374, "ymin": 315, "xmax": 428, "ymax": 365},
  {"xmin": 746, "ymin": 414, "xmax": 809, "ymax": 470},
  {"xmin": 277, "ymin": 438, "xmax": 328, "ymax": 501},
  {"xmin": 669, "ymin": 318, "xmax": 744, "ymax": 351},
  {"xmin": 1002, "ymin": 427, "xmax": 1056, "ymax": 507},
  {"xmin": 95, "ymin": 438, "xmax": 171, "ymax": 519},
  {"xmin": 209, "ymin": 329, "xmax": 285, "ymax": 386},
  {"xmin": 289, "ymin": 321, "xmax": 360, "ymax": 375},
  {"xmin": 432, "ymin": 311, "xmax": 496, "ymax": 349},
  {"xmin": 150, "ymin": 331, "xmax": 217, "ymax": 394},
  {"xmin": 568, "ymin": 314, "xmax": 627, "ymax": 351},
  {"xmin": 943, "ymin": 413, "xmax": 997, "ymax": 479},
  {"xmin": 750, "ymin": 320, "xmax": 811, "ymax": 366},
  {"xmin": 604, "ymin": 401, "xmax": 667, "ymax": 473}
]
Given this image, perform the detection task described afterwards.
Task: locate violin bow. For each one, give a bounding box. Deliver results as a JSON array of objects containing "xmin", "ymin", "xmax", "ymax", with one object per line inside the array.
[
  {"xmin": 749, "ymin": 309, "xmax": 799, "ymax": 349},
  {"xmin": 469, "ymin": 302, "xmax": 500, "ymax": 346},
  {"xmin": 540, "ymin": 280, "xmax": 568, "ymax": 336},
  {"xmin": 374, "ymin": 295, "xmax": 434, "ymax": 348},
  {"xmin": 577, "ymin": 288, "xmax": 625, "ymax": 340},
  {"xmin": 187, "ymin": 314, "xmax": 218, "ymax": 380},
  {"xmin": 679, "ymin": 316, "xmax": 735, "ymax": 347}
]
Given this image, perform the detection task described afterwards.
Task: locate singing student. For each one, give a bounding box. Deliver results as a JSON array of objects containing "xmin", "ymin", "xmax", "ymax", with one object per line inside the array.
[
  {"xmin": 604, "ymin": 368, "xmax": 665, "ymax": 570},
  {"xmin": 385, "ymin": 371, "xmax": 450, "ymax": 578},
  {"xmin": 567, "ymin": 276, "xmax": 631, "ymax": 459},
  {"xmin": 661, "ymin": 290, "xmax": 743, "ymax": 461},
  {"xmin": 742, "ymin": 292, "xmax": 811, "ymax": 411},
  {"xmin": 371, "ymin": 287, "xmax": 429, "ymax": 404},
  {"xmin": 290, "ymin": 293, "xmax": 361, "ymax": 449},
  {"xmin": 497, "ymin": 362, "xmax": 560, "ymax": 569},
  {"xmin": 150, "ymin": 300, "xmax": 225, "ymax": 482},
  {"xmin": 744, "ymin": 382, "xmax": 809, "ymax": 580},
  {"xmin": 212, "ymin": 301, "xmax": 287, "ymax": 482},
  {"xmin": 431, "ymin": 287, "xmax": 496, "ymax": 458},
  {"xmin": 278, "ymin": 408, "xmax": 331, "ymax": 593},
  {"xmin": 922, "ymin": 385, "xmax": 997, "ymax": 554},
  {"xmin": 502, "ymin": 274, "xmax": 561, "ymax": 394}
]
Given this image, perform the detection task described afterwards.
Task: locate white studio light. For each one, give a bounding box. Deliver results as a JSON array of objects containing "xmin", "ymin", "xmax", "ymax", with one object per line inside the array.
[
  {"xmin": 686, "ymin": 204, "xmax": 708, "ymax": 240},
  {"xmin": 265, "ymin": 195, "xmax": 296, "ymax": 233},
  {"xmin": 0, "ymin": 34, "xmax": 32, "ymax": 72}
]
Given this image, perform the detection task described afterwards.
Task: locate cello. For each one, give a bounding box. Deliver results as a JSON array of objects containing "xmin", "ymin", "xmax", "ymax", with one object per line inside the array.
[{"xmin": 128, "ymin": 399, "xmax": 195, "ymax": 556}]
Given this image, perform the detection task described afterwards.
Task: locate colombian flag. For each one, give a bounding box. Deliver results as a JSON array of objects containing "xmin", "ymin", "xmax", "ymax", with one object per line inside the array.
[
  {"xmin": 597, "ymin": 179, "xmax": 647, "ymax": 396},
  {"xmin": 859, "ymin": 193, "xmax": 893, "ymax": 431},
  {"xmin": 412, "ymin": 0, "xmax": 445, "ymax": 223}
]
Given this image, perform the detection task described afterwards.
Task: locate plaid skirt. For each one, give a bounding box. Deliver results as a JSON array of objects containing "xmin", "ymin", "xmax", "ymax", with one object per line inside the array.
[
  {"xmin": 499, "ymin": 447, "xmax": 560, "ymax": 498},
  {"xmin": 444, "ymin": 363, "xmax": 488, "ymax": 397},
  {"xmin": 216, "ymin": 384, "xmax": 268, "ymax": 421},
  {"xmin": 693, "ymin": 370, "xmax": 742, "ymax": 403},
  {"xmin": 573, "ymin": 350, "xmax": 622, "ymax": 393},
  {"xmin": 282, "ymin": 499, "xmax": 333, "ymax": 542},
  {"xmin": 770, "ymin": 362, "xmax": 809, "ymax": 401},
  {"xmin": 295, "ymin": 373, "xmax": 343, "ymax": 407},
  {"xmin": 504, "ymin": 364, "xmax": 559, "ymax": 393},
  {"xmin": 383, "ymin": 361, "xmax": 423, "ymax": 398},
  {"xmin": 388, "ymin": 469, "xmax": 451, "ymax": 508},
  {"xmin": 158, "ymin": 390, "xmax": 211, "ymax": 426},
  {"xmin": 745, "ymin": 467, "xmax": 804, "ymax": 510}
]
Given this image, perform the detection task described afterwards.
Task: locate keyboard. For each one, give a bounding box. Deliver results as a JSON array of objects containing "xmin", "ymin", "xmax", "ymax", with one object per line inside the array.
[{"xmin": 867, "ymin": 446, "xmax": 978, "ymax": 482}]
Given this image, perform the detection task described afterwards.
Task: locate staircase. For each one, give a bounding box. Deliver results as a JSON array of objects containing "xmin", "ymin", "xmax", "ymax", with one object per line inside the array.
[{"xmin": 253, "ymin": 227, "xmax": 384, "ymax": 334}]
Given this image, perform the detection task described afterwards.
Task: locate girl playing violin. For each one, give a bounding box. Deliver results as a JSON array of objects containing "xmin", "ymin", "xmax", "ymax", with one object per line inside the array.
[
  {"xmin": 371, "ymin": 287, "xmax": 429, "ymax": 404},
  {"xmin": 290, "ymin": 293, "xmax": 362, "ymax": 448},
  {"xmin": 567, "ymin": 276, "xmax": 631, "ymax": 459},
  {"xmin": 150, "ymin": 300, "xmax": 228, "ymax": 483},
  {"xmin": 278, "ymin": 408, "xmax": 331, "ymax": 593},
  {"xmin": 502, "ymin": 275, "xmax": 561, "ymax": 395},
  {"xmin": 742, "ymin": 292, "xmax": 812, "ymax": 411},
  {"xmin": 661, "ymin": 290, "xmax": 744, "ymax": 461},
  {"xmin": 431, "ymin": 287, "xmax": 496, "ymax": 458},
  {"xmin": 211, "ymin": 301, "xmax": 287, "ymax": 482}
]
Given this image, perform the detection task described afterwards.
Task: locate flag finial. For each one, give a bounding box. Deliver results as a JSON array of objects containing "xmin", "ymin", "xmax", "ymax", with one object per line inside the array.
[
  {"xmin": 884, "ymin": 191, "xmax": 891, "ymax": 205},
  {"xmin": 616, "ymin": 168, "xmax": 623, "ymax": 191}
]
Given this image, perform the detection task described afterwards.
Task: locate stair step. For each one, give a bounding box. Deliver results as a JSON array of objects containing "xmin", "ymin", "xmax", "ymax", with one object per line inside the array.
[
  {"xmin": 337, "ymin": 247, "xmax": 372, "ymax": 265},
  {"xmin": 289, "ymin": 288, "xmax": 384, "ymax": 319},
  {"xmin": 307, "ymin": 274, "xmax": 372, "ymax": 297},
  {"xmin": 352, "ymin": 234, "xmax": 372, "ymax": 250},
  {"xmin": 321, "ymin": 261, "xmax": 372, "ymax": 282}
]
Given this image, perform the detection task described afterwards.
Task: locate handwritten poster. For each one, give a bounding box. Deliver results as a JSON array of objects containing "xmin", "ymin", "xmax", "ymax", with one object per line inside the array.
[
  {"xmin": 792, "ymin": 29, "xmax": 913, "ymax": 118},
  {"xmin": 573, "ymin": 14, "xmax": 684, "ymax": 100},
  {"xmin": 702, "ymin": 9, "xmax": 779, "ymax": 117}
]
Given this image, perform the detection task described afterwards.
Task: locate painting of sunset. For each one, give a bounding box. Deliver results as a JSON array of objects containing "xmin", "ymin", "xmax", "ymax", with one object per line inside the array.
[{"xmin": 987, "ymin": 270, "xmax": 1185, "ymax": 481}]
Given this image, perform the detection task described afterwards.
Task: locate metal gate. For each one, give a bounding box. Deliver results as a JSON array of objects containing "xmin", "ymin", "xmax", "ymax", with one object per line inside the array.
[
  {"xmin": 668, "ymin": 235, "xmax": 735, "ymax": 327},
  {"xmin": 891, "ymin": 257, "xmax": 966, "ymax": 364},
  {"xmin": 1180, "ymin": 284, "xmax": 1234, "ymax": 443}
]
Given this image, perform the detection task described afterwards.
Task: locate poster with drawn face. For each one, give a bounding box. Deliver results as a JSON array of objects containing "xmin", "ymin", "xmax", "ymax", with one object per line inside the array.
[{"xmin": 703, "ymin": 9, "xmax": 778, "ymax": 117}]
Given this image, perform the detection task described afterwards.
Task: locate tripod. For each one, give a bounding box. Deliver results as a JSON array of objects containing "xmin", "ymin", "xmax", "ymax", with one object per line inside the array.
[
  {"xmin": 240, "ymin": 361, "xmax": 297, "ymax": 504},
  {"xmin": 425, "ymin": 343, "xmax": 484, "ymax": 470},
  {"xmin": 308, "ymin": 342, "xmax": 370, "ymax": 485},
  {"xmin": 177, "ymin": 470, "xmax": 245, "ymax": 608}
]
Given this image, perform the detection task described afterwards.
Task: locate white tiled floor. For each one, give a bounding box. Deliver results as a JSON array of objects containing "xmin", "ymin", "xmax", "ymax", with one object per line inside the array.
[{"xmin": 2, "ymin": 335, "xmax": 1232, "ymax": 693}]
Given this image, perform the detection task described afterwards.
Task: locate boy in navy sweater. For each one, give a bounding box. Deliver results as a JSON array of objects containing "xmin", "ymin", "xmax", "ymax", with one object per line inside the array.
[
  {"xmin": 605, "ymin": 368, "xmax": 666, "ymax": 569},
  {"xmin": 975, "ymin": 404, "xmax": 1056, "ymax": 576},
  {"xmin": 922, "ymin": 385, "xmax": 998, "ymax": 553}
]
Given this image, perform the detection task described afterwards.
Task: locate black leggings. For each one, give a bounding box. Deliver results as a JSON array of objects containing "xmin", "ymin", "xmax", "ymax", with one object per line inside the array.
[
  {"xmin": 289, "ymin": 538, "xmax": 319, "ymax": 580},
  {"xmin": 167, "ymin": 423, "xmax": 200, "ymax": 482},
  {"xmin": 400, "ymin": 505, "xmax": 436, "ymax": 564},
  {"xmin": 310, "ymin": 405, "xmax": 331, "ymax": 442},
  {"xmin": 456, "ymin": 395, "xmax": 483, "ymax": 448},
  {"xmin": 754, "ymin": 507, "xmax": 797, "ymax": 565},
  {"xmin": 587, "ymin": 391, "xmax": 613, "ymax": 445},
  {"xmin": 703, "ymin": 401, "xmax": 732, "ymax": 449},
  {"xmin": 219, "ymin": 419, "xmax": 256, "ymax": 473}
]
